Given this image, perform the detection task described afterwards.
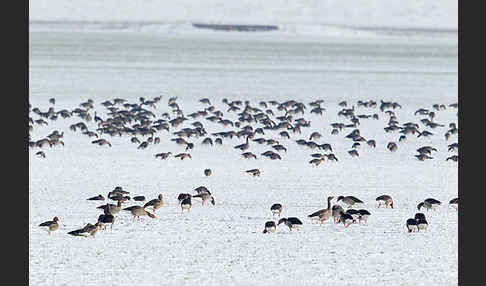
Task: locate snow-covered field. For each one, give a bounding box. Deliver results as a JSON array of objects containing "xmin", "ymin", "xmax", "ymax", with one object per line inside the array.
[{"xmin": 29, "ymin": 11, "xmax": 457, "ymax": 286}]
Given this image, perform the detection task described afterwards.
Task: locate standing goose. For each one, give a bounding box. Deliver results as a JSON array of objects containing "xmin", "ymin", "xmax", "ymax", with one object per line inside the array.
[
  {"xmin": 177, "ymin": 193, "xmax": 192, "ymax": 204},
  {"xmin": 263, "ymin": 221, "xmax": 277, "ymax": 233},
  {"xmin": 358, "ymin": 209, "xmax": 371, "ymax": 224},
  {"xmin": 376, "ymin": 195, "xmax": 394, "ymax": 208},
  {"xmin": 181, "ymin": 196, "xmax": 192, "ymax": 213},
  {"xmin": 339, "ymin": 211, "xmax": 354, "ymax": 228},
  {"xmin": 449, "ymin": 198, "xmax": 459, "ymax": 211},
  {"xmin": 417, "ymin": 217, "xmax": 428, "ymax": 232},
  {"xmin": 406, "ymin": 218, "xmax": 418, "ymax": 233},
  {"xmin": 122, "ymin": 206, "xmax": 156, "ymax": 221},
  {"xmin": 38, "ymin": 217, "xmax": 60, "ymax": 236},
  {"xmin": 144, "ymin": 194, "xmax": 163, "ymax": 213},
  {"xmin": 337, "ymin": 196, "xmax": 364, "ymax": 209},
  {"xmin": 345, "ymin": 209, "xmax": 361, "ymax": 223},
  {"xmin": 270, "ymin": 203, "xmax": 283, "ymax": 218},
  {"xmin": 97, "ymin": 207, "xmax": 115, "ymax": 230},
  {"xmin": 192, "ymin": 192, "xmax": 215, "ymax": 206},
  {"xmin": 332, "ymin": 205, "xmax": 345, "ymax": 223},
  {"xmin": 417, "ymin": 198, "xmax": 441, "ymax": 211},
  {"xmin": 204, "ymin": 169, "xmax": 212, "ymax": 176},
  {"xmin": 307, "ymin": 196, "xmax": 334, "ymax": 224},
  {"xmin": 277, "ymin": 217, "xmax": 303, "ymax": 231}
]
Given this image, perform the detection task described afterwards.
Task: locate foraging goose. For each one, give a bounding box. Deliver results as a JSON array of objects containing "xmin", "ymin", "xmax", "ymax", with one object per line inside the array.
[
  {"xmin": 332, "ymin": 205, "xmax": 345, "ymax": 223},
  {"xmin": 174, "ymin": 153, "xmax": 192, "ymax": 160},
  {"xmin": 35, "ymin": 151, "xmax": 46, "ymax": 158},
  {"xmin": 180, "ymin": 197, "xmax": 192, "ymax": 213},
  {"xmin": 449, "ymin": 198, "xmax": 459, "ymax": 211},
  {"xmin": 155, "ymin": 152, "xmax": 172, "ymax": 160},
  {"xmin": 417, "ymin": 198, "xmax": 441, "ymax": 211},
  {"xmin": 339, "ymin": 211, "xmax": 354, "ymax": 228},
  {"xmin": 122, "ymin": 206, "xmax": 156, "ymax": 221},
  {"xmin": 263, "ymin": 221, "xmax": 277, "ymax": 233},
  {"xmin": 376, "ymin": 195, "xmax": 394, "ymax": 208},
  {"xmin": 97, "ymin": 208, "xmax": 115, "ymax": 230},
  {"xmin": 415, "ymin": 213, "xmax": 426, "ymax": 222},
  {"xmin": 277, "ymin": 217, "xmax": 303, "ymax": 231},
  {"xmin": 192, "ymin": 193, "xmax": 215, "ymax": 206},
  {"xmin": 307, "ymin": 196, "xmax": 334, "ymax": 223},
  {"xmin": 144, "ymin": 194, "xmax": 163, "ymax": 213},
  {"xmin": 270, "ymin": 203, "xmax": 283, "ymax": 218},
  {"xmin": 38, "ymin": 217, "xmax": 59, "ymax": 235},
  {"xmin": 406, "ymin": 218, "xmax": 418, "ymax": 233},
  {"xmin": 87, "ymin": 194, "xmax": 104, "ymax": 201},
  {"xmin": 67, "ymin": 223, "xmax": 100, "ymax": 237},
  {"xmin": 337, "ymin": 196, "xmax": 364, "ymax": 208},
  {"xmin": 345, "ymin": 209, "xmax": 360, "ymax": 223},
  {"xmin": 358, "ymin": 209, "xmax": 371, "ymax": 224},
  {"xmin": 387, "ymin": 142, "xmax": 398, "ymax": 152},
  {"xmin": 194, "ymin": 186, "xmax": 211, "ymax": 195}
]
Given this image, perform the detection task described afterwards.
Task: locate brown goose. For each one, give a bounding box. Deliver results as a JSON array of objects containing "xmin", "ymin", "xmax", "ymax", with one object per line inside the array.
[
  {"xmin": 97, "ymin": 208, "xmax": 115, "ymax": 230},
  {"xmin": 376, "ymin": 195, "xmax": 394, "ymax": 208},
  {"xmin": 96, "ymin": 200, "xmax": 122, "ymax": 214},
  {"xmin": 174, "ymin": 153, "xmax": 192, "ymax": 160},
  {"xmin": 123, "ymin": 206, "xmax": 156, "ymax": 221},
  {"xmin": 192, "ymin": 193, "xmax": 215, "ymax": 206},
  {"xmin": 204, "ymin": 169, "xmax": 212, "ymax": 176},
  {"xmin": 67, "ymin": 223, "xmax": 100, "ymax": 238},
  {"xmin": 144, "ymin": 194, "xmax": 164, "ymax": 213},
  {"xmin": 337, "ymin": 196, "xmax": 364, "ymax": 208},
  {"xmin": 331, "ymin": 205, "xmax": 344, "ymax": 223},
  {"xmin": 308, "ymin": 196, "xmax": 334, "ymax": 224},
  {"xmin": 39, "ymin": 217, "xmax": 59, "ymax": 235},
  {"xmin": 87, "ymin": 194, "xmax": 104, "ymax": 201}
]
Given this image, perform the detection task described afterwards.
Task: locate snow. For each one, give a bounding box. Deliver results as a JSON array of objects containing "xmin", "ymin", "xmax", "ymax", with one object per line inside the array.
[{"xmin": 29, "ymin": 28, "xmax": 457, "ymax": 285}]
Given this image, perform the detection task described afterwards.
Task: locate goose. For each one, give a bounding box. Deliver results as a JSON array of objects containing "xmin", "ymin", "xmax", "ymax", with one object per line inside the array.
[
  {"xmin": 358, "ymin": 209, "xmax": 371, "ymax": 224},
  {"xmin": 417, "ymin": 198, "xmax": 441, "ymax": 211},
  {"xmin": 337, "ymin": 196, "xmax": 363, "ymax": 208},
  {"xmin": 406, "ymin": 218, "xmax": 418, "ymax": 233},
  {"xmin": 339, "ymin": 211, "xmax": 354, "ymax": 228},
  {"xmin": 277, "ymin": 217, "xmax": 303, "ymax": 231},
  {"xmin": 242, "ymin": 152, "xmax": 257, "ymax": 159},
  {"xmin": 345, "ymin": 209, "xmax": 360, "ymax": 223},
  {"xmin": 376, "ymin": 195, "xmax": 394, "ymax": 208},
  {"xmin": 132, "ymin": 196, "xmax": 146, "ymax": 202},
  {"xmin": 387, "ymin": 142, "xmax": 398, "ymax": 152},
  {"xmin": 194, "ymin": 186, "xmax": 211, "ymax": 195},
  {"xmin": 367, "ymin": 140, "xmax": 376, "ymax": 148},
  {"xmin": 67, "ymin": 223, "xmax": 100, "ymax": 237},
  {"xmin": 122, "ymin": 206, "xmax": 156, "ymax": 221},
  {"xmin": 416, "ymin": 217, "xmax": 428, "ymax": 232},
  {"xmin": 35, "ymin": 151, "xmax": 46, "ymax": 158},
  {"xmin": 97, "ymin": 208, "xmax": 115, "ymax": 230},
  {"xmin": 446, "ymin": 155, "xmax": 458, "ymax": 162},
  {"xmin": 96, "ymin": 201, "xmax": 122, "ymax": 214},
  {"xmin": 87, "ymin": 194, "xmax": 104, "ymax": 201},
  {"xmin": 144, "ymin": 194, "xmax": 163, "ymax": 213},
  {"xmin": 308, "ymin": 196, "xmax": 334, "ymax": 223},
  {"xmin": 204, "ymin": 169, "xmax": 212, "ymax": 176},
  {"xmin": 449, "ymin": 198, "xmax": 459, "ymax": 211},
  {"xmin": 38, "ymin": 217, "xmax": 59, "ymax": 235},
  {"xmin": 155, "ymin": 152, "xmax": 172, "ymax": 160},
  {"xmin": 192, "ymin": 193, "xmax": 215, "ymax": 206},
  {"xmin": 174, "ymin": 153, "xmax": 192, "ymax": 160},
  {"xmin": 348, "ymin": 150, "xmax": 359, "ymax": 157},
  {"xmin": 181, "ymin": 197, "xmax": 192, "ymax": 213},
  {"xmin": 309, "ymin": 158, "xmax": 325, "ymax": 167},
  {"xmin": 414, "ymin": 213, "xmax": 426, "ymax": 221},
  {"xmin": 270, "ymin": 203, "xmax": 283, "ymax": 218},
  {"xmin": 332, "ymin": 205, "xmax": 344, "ymax": 223},
  {"xmin": 246, "ymin": 169, "xmax": 261, "ymax": 177},
  {"xmin": 263, "ymin": 221, "xmax": 277, "ymax": 233},
  {"xmin": 178, "ymin": 193, "xmax": 191, "ymax": 204}
]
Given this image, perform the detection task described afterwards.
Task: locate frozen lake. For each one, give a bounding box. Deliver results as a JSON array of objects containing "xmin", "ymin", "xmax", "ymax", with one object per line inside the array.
[{"xmin": 29, "ymin": 29, "xmax": 458, "ymax": 285}]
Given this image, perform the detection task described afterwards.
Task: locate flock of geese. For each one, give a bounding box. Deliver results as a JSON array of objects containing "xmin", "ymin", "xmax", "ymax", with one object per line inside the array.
[
  {"xmin": 32, "ymin": 95, "xmax": 458, "ymax": 237},
  {"xmin": 38, "ymin": 189, "xmax": 459, "ymax": 237}
]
